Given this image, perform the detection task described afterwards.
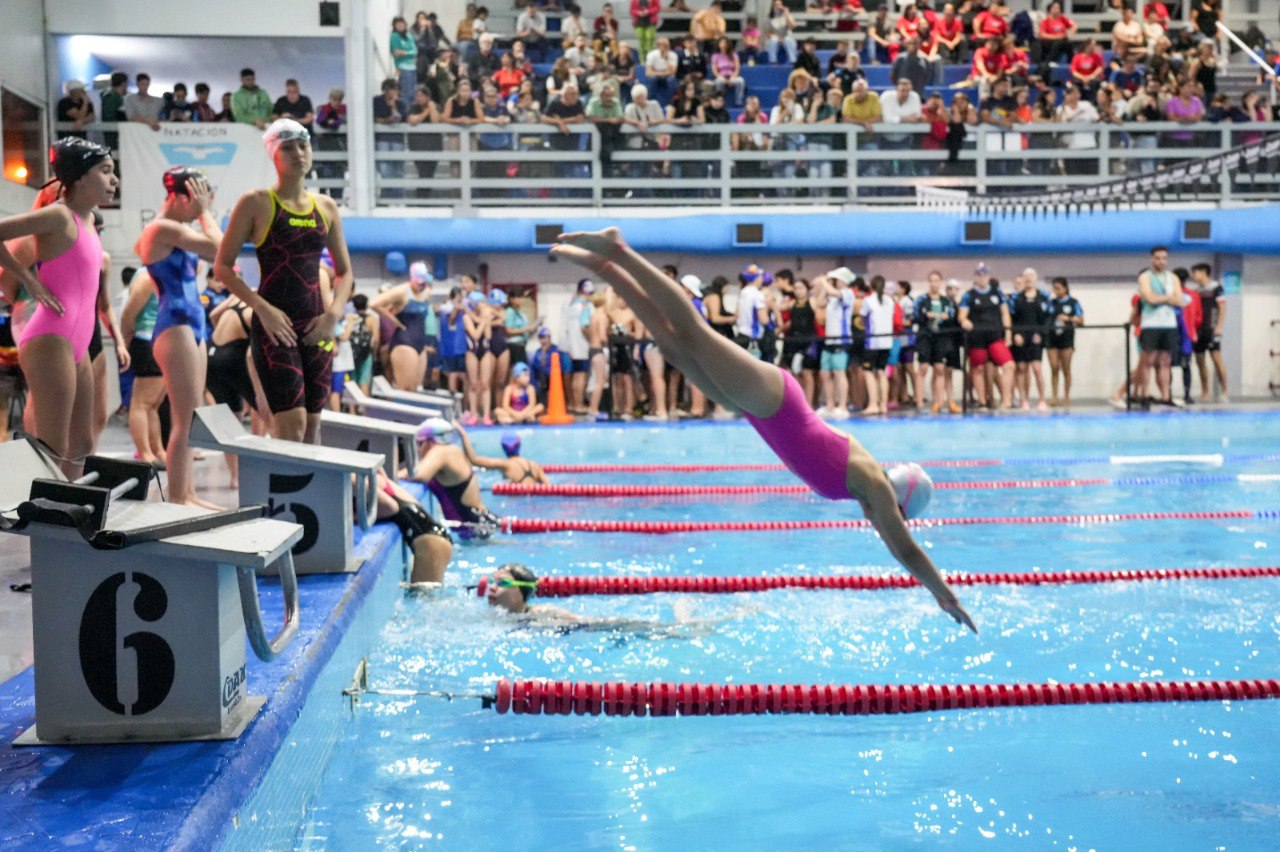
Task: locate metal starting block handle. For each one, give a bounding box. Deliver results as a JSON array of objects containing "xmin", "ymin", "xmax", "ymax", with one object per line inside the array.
[{"xmin": 237, "ymin": 550, "xmax": 300, "ymax": 662}]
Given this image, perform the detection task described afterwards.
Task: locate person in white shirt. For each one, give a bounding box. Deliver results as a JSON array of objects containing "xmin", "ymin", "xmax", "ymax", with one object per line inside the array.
[
  {"xmin": 1054, "ymin": 84, "xmax": 1100, "ymax": 175},
  {"xmin": 860, "ymin": 276, "xmax": 896, "ymax": 415},
  {"xmin": 1111, "ymin": 6, "xmax": 1148, "ymax": 61},
  {"xmin": 733, "ymin": 265, "xmax": 770, "ymax": 355},
  {"xmin": 563, "ymin": 34, "xmax": 593, "ymax": 75},
  {"xmin": 564, "ymin": 278, "xmax": 595, "ymax": 412},
  {"xmin": 516, "ymin": 1, "xmax": 549, "ymax": 62},
  {"xmin": 878, "ymin": 78, "xmax": 923, "ymax": 177},
  {"xmin": 645, "ymin": 38, "xmax": 678, "ymax": 93},
  {"xmin": 769, "ymin": 88, "xmax": 806, "ymax": 192}
]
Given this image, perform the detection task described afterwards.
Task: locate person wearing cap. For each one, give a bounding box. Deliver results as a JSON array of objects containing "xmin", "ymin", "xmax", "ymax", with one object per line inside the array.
[
  {"xmin": 409, "ymin": 419, "xmax": 501, "ymax": 539},
  {"xmin": 214, "ymin": 118, "xmax": 354, "ymax": 444},
  {"xmin": 564, "ymin": 278, "xmax": 596, "ymax": 413},
  {"xmin": 528, "ymin": 326, "xmax": 571, "ymax": 403},
  {"xmin": 455, "ymin": 421, "xmax": 550, "ymax": 484},
  {"xmin": 734, "ymin": 265, "xmax": 770, "ymax": 357},
  {"xmin": 0, "ymin": 140, "xmax": 118, "ymax": 477},
  {"xmin": 550, "ymin": 228, "xmax": 976, "ymax": 633},
  {"xmin": 673, "ymin": 273, "xmax": 709, "ymax": 418},
  {"xmin": 957, "ymin": 262, "xmax": 1015, "ymax": 409},
  {"xmin": 370, "ymin": 261, "xmax": 436, "ymax": 391},
  {"xmin": 56, "ymin": 80, "xmax": 95, "ymax": 140},
  {"xmin": 493, "ymin": 361, "xmax": 545, "ymax": 424},
  {"xmin": 813, "ymin": 268, "xmax": 856, "ymax": 418}
]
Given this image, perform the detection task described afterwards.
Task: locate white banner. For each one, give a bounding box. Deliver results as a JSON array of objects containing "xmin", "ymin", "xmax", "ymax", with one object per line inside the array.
[{"xmin": 119, "ymin": 123, "xmax": 275, "ymax": 247}]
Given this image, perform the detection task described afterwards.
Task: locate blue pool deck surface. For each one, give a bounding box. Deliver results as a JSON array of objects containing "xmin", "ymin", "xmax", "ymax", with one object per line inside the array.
[
  {"xmin": 0, "ymin": 407, "xmax": 1278, "ymax": 848},
  {"xmin": 0, "ymin": 511, "xmax": 404, "ymax": 849}
]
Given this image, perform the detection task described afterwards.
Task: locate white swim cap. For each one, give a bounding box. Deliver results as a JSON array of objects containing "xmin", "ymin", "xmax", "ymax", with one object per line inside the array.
[
  {"xmin": 887, "ymin": 463, "xmax": 933, "ymax": 520},
  {"xmin": 262, "ymin": 118, "xmax": 310, "ymax": 157}
]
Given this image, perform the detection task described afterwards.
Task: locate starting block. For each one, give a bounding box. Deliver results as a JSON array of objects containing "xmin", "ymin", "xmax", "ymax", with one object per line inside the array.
[
  {"xmin": 190, "ymin": 404, "xmax": 383, "ymax": 574},
  {"xmin": 371, "ymin": 376, "xmax": 461, "ymax": 417},
  {"xmin": 320, "ymin": 409, "xmax": 419, "ymax": 477},
  {"xmin": 344, "ymin": 382, "xmax": 447, "ymax": 424},
  {"xmin": 0, "ymin": 438, "xmax": 302, "ymax": 745}
]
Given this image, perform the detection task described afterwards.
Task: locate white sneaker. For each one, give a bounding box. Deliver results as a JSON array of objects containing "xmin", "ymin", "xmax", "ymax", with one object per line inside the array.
[
  {"xmin": 817, "ymin": 406, "xmax": 834, "ymax": 418},
  {"xmin": 711, "ymin": 409, "xmax": 737, "ymax": 421},
  {"xmin": 831, "ymin": 409, "xmax": 850, "ymax": 420}
]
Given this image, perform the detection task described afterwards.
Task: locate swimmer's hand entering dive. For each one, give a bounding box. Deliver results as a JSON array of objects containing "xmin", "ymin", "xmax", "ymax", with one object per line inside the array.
[{"xmin": 937, "ymin": 595, "xmax": 977, "ymax": 634}]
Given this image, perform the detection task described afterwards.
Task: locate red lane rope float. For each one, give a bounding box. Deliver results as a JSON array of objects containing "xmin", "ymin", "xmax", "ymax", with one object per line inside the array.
[
  {"xmin": 476, "ymin": 566, "xmax": 1280, "ymax": 598},
  {"xmin": 503, "ymin": 509, "xmax": 1262, "ymax": 535},
  {"xmin": 540, "ymin": 460, "xmax": 1001, "ymax": 474},
  {"xmin": 494, "ymin": 478, "xmax": 1112, "ymax": 498},
  {"xmin": 491, "ymin": 677, "xmax": 1280, "ymax": 716}
]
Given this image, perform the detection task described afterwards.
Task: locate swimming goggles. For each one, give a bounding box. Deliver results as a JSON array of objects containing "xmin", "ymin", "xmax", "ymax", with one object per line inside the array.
[{"xmin": 490, "ymin": 575, "xmax": 538, "ymax": 590}]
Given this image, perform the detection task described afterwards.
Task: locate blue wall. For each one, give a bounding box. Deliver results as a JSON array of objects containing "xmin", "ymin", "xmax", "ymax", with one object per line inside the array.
[
  {"xmin": 341, "ymin": 205, "xmax": 1280, "ymax": 257},
  {"xmin": 54, "ymin": 36, "xmax": 112, "ymax": 92}
]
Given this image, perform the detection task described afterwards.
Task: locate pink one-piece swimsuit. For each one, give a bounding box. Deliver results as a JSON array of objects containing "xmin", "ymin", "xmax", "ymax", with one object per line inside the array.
[
  {"xmin": 743, "ymin": 367, "xmax": 854, "ymax": 500},
  {"xmin": 19, "ymin": 210, "xmax": 102, "ymax": 363}
]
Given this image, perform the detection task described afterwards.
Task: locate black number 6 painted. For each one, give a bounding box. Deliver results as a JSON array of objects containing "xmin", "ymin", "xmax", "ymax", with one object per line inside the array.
[{"xmin": 78, "ymin": 572, "xmax": 176, "ymax": 716}]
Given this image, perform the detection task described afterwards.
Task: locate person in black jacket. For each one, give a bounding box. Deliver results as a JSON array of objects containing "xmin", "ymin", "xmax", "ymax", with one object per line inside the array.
[{"xmin": 1008, "ymin": 269, "xmax": 1052, "ymax": 409}]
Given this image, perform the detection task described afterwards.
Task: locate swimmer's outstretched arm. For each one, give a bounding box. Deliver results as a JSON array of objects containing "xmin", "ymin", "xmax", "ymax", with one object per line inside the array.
[
  {"xmin": 851, "ymin": 456, "xmax": 977, "ymax": 633},
  {"xmin": 453, "ymin": 421, "xmax": 508, "ymax": 471}
]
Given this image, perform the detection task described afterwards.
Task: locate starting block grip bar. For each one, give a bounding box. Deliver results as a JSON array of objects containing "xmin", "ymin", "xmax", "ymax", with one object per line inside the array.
[{"xmin": 237, "ymin": 551, "xmax": 300, "ymax": 661}]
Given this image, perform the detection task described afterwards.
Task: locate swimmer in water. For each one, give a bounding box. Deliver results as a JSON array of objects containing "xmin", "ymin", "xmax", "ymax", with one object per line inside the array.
[
  {"xmin": 408, "ymin": 420, "xmax": 502, "ymax": 538},
  {"xmin": 454, "ymin": 422, "xmax": 550, "ymax": 484},
  {"xmin": 374, "ymin": 469, "xmax": 453, "ymax": 585},
  {"xmin": 551, "ymin": 228, "xmax": 976, "ymax": 633},
  {"xmin": 484, "ymin": 564, "xmax": 744, "ymax": 636}
]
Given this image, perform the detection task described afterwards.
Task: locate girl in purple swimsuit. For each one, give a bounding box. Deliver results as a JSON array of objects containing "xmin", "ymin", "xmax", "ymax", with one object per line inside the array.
[
  {"xmin": 551, "ymin": 228, "xmax": 976, "ymax": 633},
  {"xmin": 0, "ymin": 139, "xmax": 119, "ymax": 476}
]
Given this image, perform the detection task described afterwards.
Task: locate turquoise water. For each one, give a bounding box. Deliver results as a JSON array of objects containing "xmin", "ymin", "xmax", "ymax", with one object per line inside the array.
[{"xmin": 296, "ymin": 412, "xmax": 1280, "ymax": 849}]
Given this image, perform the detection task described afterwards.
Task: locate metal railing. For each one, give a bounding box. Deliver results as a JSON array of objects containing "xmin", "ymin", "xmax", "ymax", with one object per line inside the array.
[{"xmin": 55, "ymin": 120, "xmax": 1280, "ymax": 210}]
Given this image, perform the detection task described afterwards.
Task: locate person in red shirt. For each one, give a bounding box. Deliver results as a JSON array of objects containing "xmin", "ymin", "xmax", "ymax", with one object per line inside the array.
[
  {"xmin": 1069, "ymin": 38, "xmax": 1105, "ymax": 99},
  {"xmin": 972, "ymin": 0, "xmax": 1009, "ymax": 42},
  {"xmin": 1002, "ymin": 35, "xmax": 1029, "ymax": 81},
  {"xmin": 1036, "ymin": 0, "xmax": 1077, "ymax": 65},
  {"xmin": 970, "ymin": 37, "xmax": 1008, "ymax": 90},
  {"xmin": 896, "ymin": 3, "xmax": 923, "ymax": 42},
  {"xmin": 1142, "ymin": 2, "xmax": 1170, "ymax": 29},
  {"xmin": 491, "ymin": 53, "xmax": 526, "ymax": 99},
  {"xmin": 933, "ymin": 2, "xmax": 967, "ymax": 63}
]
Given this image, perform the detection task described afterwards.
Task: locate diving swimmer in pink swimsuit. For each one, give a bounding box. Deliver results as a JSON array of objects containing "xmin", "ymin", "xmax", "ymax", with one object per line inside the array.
[{"xmin": 549, "ymin": 228, "xmax": 976, "ymax": 633}]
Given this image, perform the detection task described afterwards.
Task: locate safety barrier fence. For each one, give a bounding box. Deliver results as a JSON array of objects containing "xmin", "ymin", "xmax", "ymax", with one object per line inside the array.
[
  {"xmin": 492, "ymin": 473, "xmax": 1280, "ymax": 498},
  {"xmin": 501, "ymin": 508, "xmax": 1277, "ymax": 534},
  {"xmin": 472, "ymin": 565, "xmax": 1280, "ymax": 598},
  {"xmin": 56, "ymin": 121, "xmax": 1280, "ymax": 210}
]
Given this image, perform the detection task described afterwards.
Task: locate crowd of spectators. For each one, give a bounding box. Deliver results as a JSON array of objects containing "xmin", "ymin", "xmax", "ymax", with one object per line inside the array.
[{"xmin": 341, "ymin": 253, "xmax": 1227, "ymax": 425}]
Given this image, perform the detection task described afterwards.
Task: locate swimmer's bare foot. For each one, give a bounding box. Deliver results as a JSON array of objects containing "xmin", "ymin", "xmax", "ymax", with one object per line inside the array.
[{"xmin": 174, "ymin": 494, "xmax": 226, "ymax": 511}]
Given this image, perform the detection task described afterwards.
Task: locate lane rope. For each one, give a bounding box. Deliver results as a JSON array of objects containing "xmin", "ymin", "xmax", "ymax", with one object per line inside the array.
[
  {"xmin": 493, "ymin": 474, "xmax": 1280, "ymax": 498},
  {"xmin": 472, "ymin": 566, "xmax": 1280, "ymax": 598},
  {"xmin": 540, "ymin": 453, "xmax": 1280, "ymax": 475},
  {"xmin": 502, "ymin": 509, "xmax": 1276, "ymax": 535},
  {"xmin": 493, "ymin": 677, "xmax": 1280, "ymax": 717}
]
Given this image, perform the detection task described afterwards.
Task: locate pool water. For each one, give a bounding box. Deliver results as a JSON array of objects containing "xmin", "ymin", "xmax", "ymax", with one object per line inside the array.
[{"xmin": 293, "ymin": 412, "xmax": 1280, "ymax": 849}]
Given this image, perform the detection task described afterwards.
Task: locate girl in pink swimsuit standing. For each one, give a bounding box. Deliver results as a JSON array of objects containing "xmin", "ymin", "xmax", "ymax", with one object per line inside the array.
[
  {"xmin": 0, "ymin": 139, "xmax": 118, "ymax": 476},
  {"xmin": 551, "ymin": 228, "xmax": 976, "ymax": 632}
]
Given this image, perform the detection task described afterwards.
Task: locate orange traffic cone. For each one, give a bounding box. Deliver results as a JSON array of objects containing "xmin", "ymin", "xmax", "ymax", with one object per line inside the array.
[{"xmin": 539, "ymin": 352, "xmax": 575, "ymax": 425}]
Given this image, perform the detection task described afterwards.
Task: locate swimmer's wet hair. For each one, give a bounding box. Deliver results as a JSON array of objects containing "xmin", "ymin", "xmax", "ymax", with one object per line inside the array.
[{"xmin": 500, "ymin": 563, "xmax": 538, "ymax": 601}]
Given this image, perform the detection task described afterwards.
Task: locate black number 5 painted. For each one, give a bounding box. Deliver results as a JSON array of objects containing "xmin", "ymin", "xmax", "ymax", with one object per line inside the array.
[
  {"xmin": 78, "ymin": 572, "xmax": 176, "ymax": 716},
  {"xmin": 267, "ymin": 472, "xmax": 320, "ymax": 554}
]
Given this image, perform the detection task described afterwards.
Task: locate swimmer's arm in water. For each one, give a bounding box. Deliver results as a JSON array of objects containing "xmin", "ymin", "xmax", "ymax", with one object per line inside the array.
[
  {"xmin": 452, "ymin": 421, "xmax": 509, "ymax": 472},
  {"xmin": 523, "ymin": 600, "xmax": 755, "ymax": 636},
  {"xmin": 851, "ymin": 455, "xmax": 978, "ymax": 633}
]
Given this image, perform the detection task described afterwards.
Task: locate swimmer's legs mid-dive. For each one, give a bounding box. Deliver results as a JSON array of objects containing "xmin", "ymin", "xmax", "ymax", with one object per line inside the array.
[{"xmin": 551, "ymin": 229, "xmax": 784, "ymax": 419}]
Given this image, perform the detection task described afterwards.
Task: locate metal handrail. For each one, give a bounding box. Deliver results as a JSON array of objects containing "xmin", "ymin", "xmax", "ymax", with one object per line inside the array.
[{"xmin": 237, "ymin": 550, "xmax": 300, "ymax": 662}]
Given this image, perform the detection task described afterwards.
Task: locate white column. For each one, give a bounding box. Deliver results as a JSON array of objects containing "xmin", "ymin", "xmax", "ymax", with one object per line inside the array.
[{"xmin": 345, "ymin": 0, "xmax": 375, "ymax": 214}]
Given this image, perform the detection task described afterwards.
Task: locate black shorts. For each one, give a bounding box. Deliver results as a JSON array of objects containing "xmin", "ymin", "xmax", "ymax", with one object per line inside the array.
[
  {"xmin": 916, "ymin": 334, "xmax": 955, "ymax": 366},
  {"xmin": 571, "ymin": 358, "xmax": 589, "ymax": 373},
  {"xmin": 1046, "ymin": 329, "xmax": 1075, "ymax": 350},
  {"xmin": 1011, "ymin": 343, "xmax": 1044, "ymax": 363},
  {"xmin": 129, "ymin": 337, "xmax": 162, "ymax": 378},
  {"xmin": 862, "ymin": 348, "xmax": 891, "ymax": 371},
  {"xmin": 782, "ymin": 342, "xmax": 819, "ymax": 372},
  {"xmin": 610, "ymin": 342, "xmax": 633, "ymax": 374},
  {"xmin": 1192, "ymin": 333, "xmax": 1220, "ymax": 354},
  {"xmin": 1140, "ymin": 327, "xmax": 1181, "ymax": 357}
]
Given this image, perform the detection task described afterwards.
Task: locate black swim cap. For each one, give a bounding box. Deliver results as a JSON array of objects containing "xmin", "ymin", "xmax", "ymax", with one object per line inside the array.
[
  {"xmin": 500, "ymin": 563, "xmax": 538, "ymax": 601},
  {"xmin": 49, "ymin": 138, "xmax": 110, "ymax": 188},
  {"xmin": 162, "ymin": 166, "xmax": 201, "ymax": 196}
]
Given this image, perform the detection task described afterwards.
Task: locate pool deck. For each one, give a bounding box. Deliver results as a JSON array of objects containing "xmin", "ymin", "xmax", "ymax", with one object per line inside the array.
[{"xmin": 0, "ymin": 421, "xmax": 408, "ymax": 850}]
